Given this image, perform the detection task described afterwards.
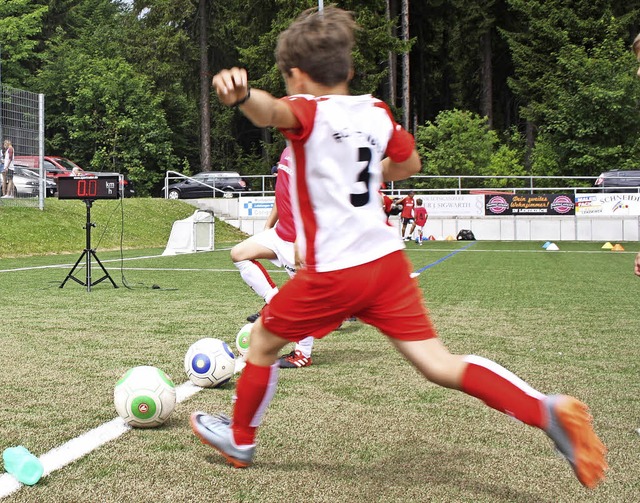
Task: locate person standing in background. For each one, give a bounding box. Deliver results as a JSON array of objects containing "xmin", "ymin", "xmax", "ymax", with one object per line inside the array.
[
  {"xmin": 2, "ymin": 140, "xmax": 15, "ymax": 198},
  {"xmin": 0, "ymin": 144, "xmax": 4, "ymax": 196},
  {"xmin": 398, "ymin": 190, "xmax": 415, "ymax": 240}
]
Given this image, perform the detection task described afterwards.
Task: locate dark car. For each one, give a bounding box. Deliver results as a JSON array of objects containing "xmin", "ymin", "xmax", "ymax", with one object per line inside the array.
[
  {"xmin": 166, "ymin": 171, "xmax": 248, "ymax": 199},
  {"xmin": 594, "ymin": 170, "xmax": 640, "ymax": 192}
]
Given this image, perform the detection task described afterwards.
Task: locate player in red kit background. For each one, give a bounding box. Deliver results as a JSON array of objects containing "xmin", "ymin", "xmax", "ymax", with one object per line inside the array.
[
  {"xmin": 412, "ymin": 198, "xmax": 428, "ymax": 244},
  {"xmin": 398, "ymin": 191, "xmax": 415, "ymax": 240}
]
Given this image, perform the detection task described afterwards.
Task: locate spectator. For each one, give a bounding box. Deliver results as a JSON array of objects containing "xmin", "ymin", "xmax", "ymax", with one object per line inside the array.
[{"xmin": 2, "ymin": 140, "xmax": 15, "ymax": 198}]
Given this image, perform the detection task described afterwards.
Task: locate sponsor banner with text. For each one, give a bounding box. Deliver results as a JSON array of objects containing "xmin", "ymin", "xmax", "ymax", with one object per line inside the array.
[
  {"xmin": 239, "ymin": 196, "xmax": 275, "ymax": 218},
  {"xmin": 575, "ymin": 193, "xmax": 640, "ymax": 216},
  {"xmin": 485, "ymin": 194, "xmax": 575, "ymax": 216},
  {"xmin": 421, "ymin": 194, "xmax": 485, "ymax": 216}
]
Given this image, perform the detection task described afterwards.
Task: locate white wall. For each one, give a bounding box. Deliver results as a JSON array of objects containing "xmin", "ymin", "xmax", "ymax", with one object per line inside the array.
[{"xmin": 187, "ymin": 199, "xmax": 640, "ymax": 242}]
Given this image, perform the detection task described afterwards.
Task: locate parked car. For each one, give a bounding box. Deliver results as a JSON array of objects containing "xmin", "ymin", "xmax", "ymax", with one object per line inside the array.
[
  {"xmin": 13, "ymin": 164, "xmax": 57, "ymax": 197},
  {"xmin": 166, "ymin": 171, "xmax": 248, "ymax": 199},
  {"xmin": 594, "ymin": 170, "xmax": 640, "ymax": 192},
  {"xmin": 15, "ymin": 155, "xmax": 83, "ymax": 178}
]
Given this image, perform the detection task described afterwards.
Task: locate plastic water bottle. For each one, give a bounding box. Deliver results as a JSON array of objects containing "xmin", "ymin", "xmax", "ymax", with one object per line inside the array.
[{"xmin": 2, "ymin": 446, "xmax": 44, "ymax": 485}]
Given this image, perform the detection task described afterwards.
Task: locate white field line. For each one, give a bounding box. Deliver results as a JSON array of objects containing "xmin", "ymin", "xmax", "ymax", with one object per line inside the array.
[
  {"xmin": 2, "ymin": 247, "xmax": 632, "ymax": 275},
  {"xmin": 0, "ymin": 254, "xmax": 165, "ymax": 273},
  {"xmin": 0, "ymin": 358, "xmax": 246, "ymax": 499}
]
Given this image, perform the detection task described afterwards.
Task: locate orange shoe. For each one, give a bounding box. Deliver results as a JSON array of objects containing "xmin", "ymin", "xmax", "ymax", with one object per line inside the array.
[{"xmin": 544, "ymin": 395, "xmax": 607, "ymax": 489}]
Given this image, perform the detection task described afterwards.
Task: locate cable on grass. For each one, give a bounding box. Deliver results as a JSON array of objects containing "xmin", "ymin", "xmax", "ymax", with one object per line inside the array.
[{"xmin": 117, "ymin": 197, "xmax": 178, "ymax": 291}]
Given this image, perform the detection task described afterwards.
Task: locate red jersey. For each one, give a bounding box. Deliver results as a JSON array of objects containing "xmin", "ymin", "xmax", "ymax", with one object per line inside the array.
[
  {"xmin": 414, "ymin": 206, "xmax": 427, "ymax": 227},
  {"xmin": 399, "ymin": 195, "xmax": 414, "ymax": 218},
  {"xmin": 274, "ymin": 147, "xmax": 296, "ymax": 243}
]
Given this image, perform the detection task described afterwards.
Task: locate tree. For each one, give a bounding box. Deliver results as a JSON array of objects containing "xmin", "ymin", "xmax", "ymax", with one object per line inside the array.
[
  {"xmin": 415, "ymin": 109, "xmax": 497, "ymax": 188},
  {"xmin": 504, "ymin": 1, "xmax": 640, "ymax": 175},
  {"xmin": 0, "ymin": 0, "xmax": 47, "ymax": 86},
  {"xmin": 66, "ymin": 56, "xmax": 177, "ymax": 194},
  {"xmin": 539, "ymin": 32, "xmax": 640, "ymax": 175}
]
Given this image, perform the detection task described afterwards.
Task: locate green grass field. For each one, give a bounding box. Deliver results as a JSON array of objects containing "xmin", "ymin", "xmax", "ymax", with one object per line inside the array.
[{"xmin": 0, "ymin": 208, "xmax": 639, "ymax": 502}]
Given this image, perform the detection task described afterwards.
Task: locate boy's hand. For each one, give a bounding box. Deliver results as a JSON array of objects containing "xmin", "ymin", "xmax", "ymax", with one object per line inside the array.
[{"xmin": 212, "ymin": 67, "xmax": 249, "ymax": 107}]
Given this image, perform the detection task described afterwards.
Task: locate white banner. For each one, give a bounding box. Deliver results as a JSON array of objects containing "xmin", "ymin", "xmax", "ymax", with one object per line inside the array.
[
  {"xmin": 239, "ymin": 196, "xmax": 275, "ymax": 218},
  {"xmin": 575, "ymin": 193, "xmax": 640, "ymax": 216},
  {"xmin": 421, "ymin": 194, "xmax": 485, "ymax": 216}
]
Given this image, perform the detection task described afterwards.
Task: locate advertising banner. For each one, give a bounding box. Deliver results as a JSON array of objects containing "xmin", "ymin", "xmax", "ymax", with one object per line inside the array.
[
  {"xmin": 575, "ymin": 193, "xmax": 640, "ymax": 216},
  {"xmin": 239, "ymin": 196, "xmax": 275, "ymax": 218},
  {"xmin": 485, "ymin": 194, "xmax": 575, "ymax": 216},
  {"xmin": 422, "ymin": 195, "xmax": 485, "ymax": 216}
]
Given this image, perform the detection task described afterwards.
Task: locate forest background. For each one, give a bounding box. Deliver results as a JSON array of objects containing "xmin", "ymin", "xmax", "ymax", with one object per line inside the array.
[{"xmin": 2, "ymin": 0, "xmax": 640, "ymax": 196}]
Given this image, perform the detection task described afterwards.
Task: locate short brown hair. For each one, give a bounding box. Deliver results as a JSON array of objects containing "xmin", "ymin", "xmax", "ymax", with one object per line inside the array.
[
  {"xmin": 275, "ymin": 6, "xmax": 357, "ymax": 86},
  {"xmin": 633, "ymin": 33, "xmax": 640, "ymax": 57}
]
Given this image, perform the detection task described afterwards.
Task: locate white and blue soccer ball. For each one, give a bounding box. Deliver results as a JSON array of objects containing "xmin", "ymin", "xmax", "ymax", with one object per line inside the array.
[
  {"xmin": 184, "ymin": 338, "xmax": 235, "ymax": 388},
  {"xmin": 235, "ymin": 323, "xmax": 253, "ymax": 357},
  {"xmin": 114, "ymin": 365, "xmax": 176, "ymax": 428}
]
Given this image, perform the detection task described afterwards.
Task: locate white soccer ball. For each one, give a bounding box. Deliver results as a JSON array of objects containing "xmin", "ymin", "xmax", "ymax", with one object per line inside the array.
[
  {"xmin": 114, "ymin": 365, "xmax": 176, "ymax": 428},
  {"xmin": 235, "ymin": 323, "xmax": 253, "ymax": 356},
  {"xmin": 184, "ymin": 338, "xmax": 235, "ymax": 388}
]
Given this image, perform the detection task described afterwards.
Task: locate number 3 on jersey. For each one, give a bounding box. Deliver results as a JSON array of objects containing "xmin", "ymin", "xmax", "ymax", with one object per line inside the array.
[{"xmin": 350, "ymin": 147, "xmax": 372, "ymax": 207}]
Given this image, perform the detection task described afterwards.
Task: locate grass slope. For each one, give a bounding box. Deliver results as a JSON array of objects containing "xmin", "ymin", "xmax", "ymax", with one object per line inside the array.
[{"xmin": 0, "ymin": 198, "xmax": 247, "ymax": 258}]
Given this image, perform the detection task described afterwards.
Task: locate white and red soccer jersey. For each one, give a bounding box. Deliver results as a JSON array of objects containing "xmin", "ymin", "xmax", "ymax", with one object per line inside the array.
[
  {"xmin": 274, "ymin": 147, "xmax": 296, "ymax": 243},
  {"xmin": 279, "ymin": 94, "xmax": 415, "ymax": 273}
]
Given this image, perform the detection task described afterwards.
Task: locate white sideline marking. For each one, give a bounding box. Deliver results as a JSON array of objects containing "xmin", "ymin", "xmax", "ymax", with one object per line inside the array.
[
  {"xmin": 0, "ymin": 254, "xmax": 165, "ymax": 273},
  {"xmin": 0, "ymin": 362, "xmax": 246, "ymax": 499}
]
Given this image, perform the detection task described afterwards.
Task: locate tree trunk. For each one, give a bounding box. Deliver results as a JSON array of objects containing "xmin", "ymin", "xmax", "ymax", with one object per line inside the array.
[
  {"xmin": 401, "ymin": 0, "xmax": 409, "ymax": 131},
  {"xmin": 386, "ymin": 0, "xmax": 397, "ymax": 106},
  {"xmin": 199, "ymin": 0, "xmax": 211, "ymax": 172},
  {"xmin": 525, "ymin": 120, "xmax": 535, "ymax": 173},
  {"xmin": 480, "ymin": 30, "xmax": 493, "ymax": 128}
]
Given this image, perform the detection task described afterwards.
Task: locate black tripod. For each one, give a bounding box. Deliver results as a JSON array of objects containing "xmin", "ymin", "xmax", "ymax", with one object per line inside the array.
[{"xmin": 60, "ymin": 199, "xmax": 118, "ymax": 292}]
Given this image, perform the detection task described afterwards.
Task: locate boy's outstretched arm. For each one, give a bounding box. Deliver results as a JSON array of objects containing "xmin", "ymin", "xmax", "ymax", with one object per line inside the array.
[{"xmin": 212, "ymin": 67, "xmax": 299, "ymax": 130}]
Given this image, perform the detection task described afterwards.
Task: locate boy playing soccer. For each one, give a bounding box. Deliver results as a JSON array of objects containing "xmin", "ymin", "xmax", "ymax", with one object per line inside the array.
[
  {"xmin": 191, "ymin": 6, "xmax": 607, "ymax": 489},
  {"xmin": 411, "ymin": 198, "xmax": 428, "ymax": 244}
]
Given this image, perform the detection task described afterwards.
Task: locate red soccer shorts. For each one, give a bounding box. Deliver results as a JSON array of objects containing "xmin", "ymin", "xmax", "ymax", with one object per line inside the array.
[{"xmin": 262, "ymin": 250, "xmax": 437, "ymax": 342}]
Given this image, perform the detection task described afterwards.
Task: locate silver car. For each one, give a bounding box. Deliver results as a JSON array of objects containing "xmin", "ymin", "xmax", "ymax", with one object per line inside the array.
[{"xmin": 13, "ymin": 165, "xmax": 57, "ymax": 197}]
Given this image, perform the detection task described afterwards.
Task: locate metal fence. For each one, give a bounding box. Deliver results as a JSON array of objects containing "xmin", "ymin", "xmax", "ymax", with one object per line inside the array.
[
  {"xmin": 165, "ymin": 171, "xmax": 638, "ymax": 200},
  {"xmin": 0, "ymin": 84, "xmax": 45, "ymax": 209}
]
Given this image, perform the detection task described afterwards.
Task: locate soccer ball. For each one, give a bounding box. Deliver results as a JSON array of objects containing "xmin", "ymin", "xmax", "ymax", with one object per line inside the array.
[
  {"xmin": 184, "ymin": 338, "xmax": 235, "ymax": 388},
  {"xmin": 114, "ymin": 365, "xmax": 176, "ymax": 428},
  {"xmin": 235, "ymin": 323, "xmax": 253, "ymax": 356}
]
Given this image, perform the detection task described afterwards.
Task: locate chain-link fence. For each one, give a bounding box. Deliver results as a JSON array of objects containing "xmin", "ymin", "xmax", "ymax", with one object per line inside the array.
[{"xmin": 0, "ymin": 84, "xmax": 45, "ymax": 209}]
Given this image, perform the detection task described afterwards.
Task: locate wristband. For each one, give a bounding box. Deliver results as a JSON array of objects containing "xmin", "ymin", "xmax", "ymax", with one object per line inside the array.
[{"xmin": 232, "ymin": 87, "xmax": 251, "ymax": 107}]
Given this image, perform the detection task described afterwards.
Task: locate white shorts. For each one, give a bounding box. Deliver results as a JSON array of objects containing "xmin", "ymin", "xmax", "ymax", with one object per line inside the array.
[{"xmin": 250, "ymin": 227, "xmax": 296, "ymax": 276}]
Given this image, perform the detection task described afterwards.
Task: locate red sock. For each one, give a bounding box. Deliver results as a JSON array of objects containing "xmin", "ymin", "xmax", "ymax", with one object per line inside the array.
[
  {"xmin": 461, "ymin": 355, "xmax": 545, "ymax": 428},
  {"xmin": 232, "ymin": 361, "xmax": 279, "ymax": 445}
]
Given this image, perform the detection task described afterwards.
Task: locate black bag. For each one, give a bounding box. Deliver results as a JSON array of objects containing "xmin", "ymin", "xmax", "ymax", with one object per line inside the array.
[{"xmin": 456, "ymin": 229, "xmax": 475, "ymax": 241}]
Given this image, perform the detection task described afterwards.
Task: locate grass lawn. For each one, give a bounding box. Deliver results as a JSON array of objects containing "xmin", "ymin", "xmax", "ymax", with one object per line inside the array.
[{"xmin": 0, "ymin": 203, "xmax": 638, "ymax": 502}]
